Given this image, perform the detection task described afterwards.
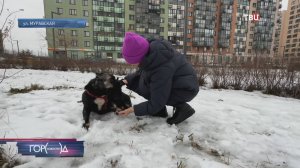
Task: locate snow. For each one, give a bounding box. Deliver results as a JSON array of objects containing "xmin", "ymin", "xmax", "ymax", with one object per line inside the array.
[{"xmin": 1, "ymin": 69, "xmax": 300, "ymax": 168}]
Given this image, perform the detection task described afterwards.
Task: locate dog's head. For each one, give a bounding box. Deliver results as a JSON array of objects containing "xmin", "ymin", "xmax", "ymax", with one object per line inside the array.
[
  {"xmin": 84, "ymin": 72, "xmax": 115, "ymax": 96},
  {"xmin": 107, "ymin": 77, "xmax": 132, "ymax": 112}
]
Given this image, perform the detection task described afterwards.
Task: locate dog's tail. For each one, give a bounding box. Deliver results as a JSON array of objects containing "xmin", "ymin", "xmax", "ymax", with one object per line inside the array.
[{"xmin": 77, "ymin": 100, "xmax": 83, "ymax": 103}]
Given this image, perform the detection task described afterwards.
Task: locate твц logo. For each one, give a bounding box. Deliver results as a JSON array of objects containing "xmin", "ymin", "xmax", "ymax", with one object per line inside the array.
[{"xmin": 243, "ymin": 13, "xmax": 260, "ymax": 21}]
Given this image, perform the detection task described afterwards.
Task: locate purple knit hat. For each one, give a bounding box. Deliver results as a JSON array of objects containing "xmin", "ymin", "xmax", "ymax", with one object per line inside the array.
[{"xmin": 122, "ymin": 32, "xmax": 149, "ymax": 64}]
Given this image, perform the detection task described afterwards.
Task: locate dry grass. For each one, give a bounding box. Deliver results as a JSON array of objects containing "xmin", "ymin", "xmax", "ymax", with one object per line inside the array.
[
  {"xmin": 9, "ymin": 84, "xmax": 44, "ymax": 94},
  {"xmin": 9, "ymin": 84, "xmax": 77, "ymax": 95},
  {"xmin": 0, "ymin": 145, "xmax": 21, "ymax": 168}
]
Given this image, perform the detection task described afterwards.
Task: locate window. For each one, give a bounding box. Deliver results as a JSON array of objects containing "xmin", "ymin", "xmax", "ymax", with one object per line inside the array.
[
  {"xmin": 71, "ymin": 51, "xmax": 78, "ymax": 60},
  {"xmin": 59, "ymin": 40, "xmax": 65, "ymax": 46},
  {"xmin": 57, "ymin": 8, "xmax": 63, "ymax": 14},
  {"xmin": 160, "ymin": 27, "xmax": 164, "ymax": 32},
  {"xmin": 188, "ymin": 20, "xmax": 192, "ymax": 25},
  {"xmin": 71, "ymin": 30, "xmax": 77, "ymax": 36},
  {"xmin": 70, "ymin": 0, "xmax": 76, "ymax": 5},
  {"xmin": 129, "ymin": 5, "xmax": 134, "ymax": 10},
  {"xmin": 84, "ymin": 41, "xmax": 90, "ymax": 47},
  {"xmin": 83, "ymin": 10, "xmax": 89, "ymax": 17},
  {"xmin": 188, "ymin": 29, "xmax": 192, "ymax": 34},
  {"xmin": 84, "ymin": 51, "xmax": 91, "ymax": 58},
  {"xmin": 189, "ymin": 12, "xmax": 193, "ymax": 17},
  {"xmin": 84, "ymin": 31, "xmax": 90, "ymax": 37},
  {"xmin": 253, "ymin": 3, "xmax": 256, "ymax": 7},
  {"xmin": 58, "ymin": 29, "xmax": 64, "ymax": 35},
  {"xmin": 82, "ymin": 0, "xmax": 88, "ymax": 6},
  {"xmin": 69, "ymin": 9, "xmax": 77, "ymax": 15},
  {"xmin": 250, "ymin": 34, "xmax": 253, "ymax": 39},
  {"xmin": 56, "ymin": 0, "xmax": 63, "ymax": 3},
  {"xmin": 71, "ymin": 40, "xmax": 78, "ymax": 47},
  {"xmin": 129, "ymin": 24, "xmax": 135, "ymax": 30},
  {"xmin": 129, "ymin": 15, "xmax": 134, "ymax": 20}
]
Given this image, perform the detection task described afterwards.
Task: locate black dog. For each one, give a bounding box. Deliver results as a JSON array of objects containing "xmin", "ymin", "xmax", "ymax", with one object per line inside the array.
[{"xmin": 82, "ymin": 73, "xmax": 132, "ymax": 130}]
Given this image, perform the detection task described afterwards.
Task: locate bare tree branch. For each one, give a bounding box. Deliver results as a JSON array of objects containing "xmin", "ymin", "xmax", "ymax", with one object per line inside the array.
[
  {"xmin": 0, "ymin": 0, "xmax": 5, "ymax": 17},
  {"xmin": 0, "ymin": 69, "xmax": 24, "ymax": 85},
  {"xmin": 0, "ymin": 68, "xmax": 6, "ymax": 84}
]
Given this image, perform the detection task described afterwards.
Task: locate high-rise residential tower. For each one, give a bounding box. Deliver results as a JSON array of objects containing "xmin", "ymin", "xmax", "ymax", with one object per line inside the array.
[
  {"xmin": 245, "ymin": 0, "xmax": 277, "ymax": 58},
  {"xmin": 284, "ymin": 0, "xmax": 300, "ymax": 58},
  {"xmin": 92, "ymin": 0, "xmax": 125, "ymax": 59},
  {"xmin": 44, "ymin": 0, "xmax": 280, "ymax": 62}
]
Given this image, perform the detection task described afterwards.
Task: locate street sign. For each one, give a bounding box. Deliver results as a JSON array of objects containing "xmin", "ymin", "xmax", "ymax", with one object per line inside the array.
[{"xmin": 18, "ymin": 18, "xmax": 87, "ymax": 28}]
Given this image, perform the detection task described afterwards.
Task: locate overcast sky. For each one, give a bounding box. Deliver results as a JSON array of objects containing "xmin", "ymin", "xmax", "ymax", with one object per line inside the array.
[{"xmin": 0, "ymin": 0, "xmax": 289, "ymax": 56}]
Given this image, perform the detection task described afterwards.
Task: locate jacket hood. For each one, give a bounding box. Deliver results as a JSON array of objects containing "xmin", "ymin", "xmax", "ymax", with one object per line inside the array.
[{"xmin": 139, "ymin": 39, "xmax": 175, "ymax": 70}]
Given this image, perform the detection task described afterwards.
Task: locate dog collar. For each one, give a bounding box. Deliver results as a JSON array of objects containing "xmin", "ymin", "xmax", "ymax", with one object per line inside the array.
[{"xmin": 85, "ymin": 90, "xmax": 108, "ymax": 110}]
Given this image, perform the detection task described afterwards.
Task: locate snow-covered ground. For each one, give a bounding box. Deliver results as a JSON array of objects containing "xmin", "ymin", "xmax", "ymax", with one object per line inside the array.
[{"xmin": 1, "ymin": 69, "xmax": 300, "ymax": 168}]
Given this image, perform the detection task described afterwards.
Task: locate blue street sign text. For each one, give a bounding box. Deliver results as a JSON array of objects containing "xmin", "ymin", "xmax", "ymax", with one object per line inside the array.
[{"xmin": 18, "ymin": 18, "xmax": 87, "ymax": 28}]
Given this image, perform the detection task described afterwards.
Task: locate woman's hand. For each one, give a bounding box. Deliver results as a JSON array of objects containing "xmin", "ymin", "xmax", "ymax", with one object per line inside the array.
[
  {"xmin": 117, "ymin": 107, "xmax": 134, "ymax": 116},
  {"xmin": 122, "ymin": 79, "xmax": 128, "ymax": 85},
  {"xmin": 117, "ymin": 79, "xmax": 128, "ymax": 87}
]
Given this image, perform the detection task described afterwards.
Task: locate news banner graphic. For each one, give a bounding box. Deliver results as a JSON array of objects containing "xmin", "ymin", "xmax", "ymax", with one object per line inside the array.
[
  {"xmin": 0, "ymin": 138, "xmax": 84, "ymax": 157},
  {"xmin": 18, "ymin": 18, "xmax": 87, "ymax": 28}
]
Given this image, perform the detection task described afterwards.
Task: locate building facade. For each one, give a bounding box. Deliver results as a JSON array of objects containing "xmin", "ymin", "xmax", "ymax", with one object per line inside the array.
[
  {"xmin": 168, "ymin": 0, "xmax": 185, "ymax": 53},
  {"xmin": 92, "ymin": 0, "xmax": 125, "ymax": 59},
  {"xmin": 278, "ymin": 10, "xmax": 289, "ymax": 57},
  {"xmin": 44, "ymin": 0, "xmax": 94, "ymax": 59},
  {"xmin": 44, "ymin": 0, "xmax": 281, "ymax": 62},
  {"xmin": 284, "ymin": 0, "xmax": 300, "ymax": 58},
  {"xmin": 271, "ymin": 0, "xmax": 283, "ymax": 57}
]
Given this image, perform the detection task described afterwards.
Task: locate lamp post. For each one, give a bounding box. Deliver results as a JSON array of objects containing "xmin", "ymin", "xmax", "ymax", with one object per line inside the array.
[
  {"xmin": 13, "ymin": 40, "xmax": 19, "ymax": 55},
  {"xmin": 51, "ymin": 11, "xmax": 61, "ymax": 58},
  {"xmin": 183, "ymin": 0, "xmax": 188, "ymax": 56},
  {"xmin": 202, "ymin": 47, "xmax": 206, "ymax": 65},
  {"xmin": 0, "ymin": 9, "xmax": 24, "ymax": 55}
]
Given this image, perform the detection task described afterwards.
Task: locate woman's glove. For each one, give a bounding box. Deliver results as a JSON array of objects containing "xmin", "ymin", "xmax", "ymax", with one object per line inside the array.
[{"xmin": 117, "ymin": 79, "xmax": 127, "ymax": 87}]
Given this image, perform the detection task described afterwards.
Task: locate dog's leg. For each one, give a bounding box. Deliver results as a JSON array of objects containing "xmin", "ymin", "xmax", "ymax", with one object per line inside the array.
[{"xmin": 82, "ymin": 108, "xmax": 91, "ymax": 130}]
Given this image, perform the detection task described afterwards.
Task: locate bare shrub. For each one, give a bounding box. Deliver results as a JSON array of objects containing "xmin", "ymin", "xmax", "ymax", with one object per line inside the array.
[
  {"xmin": 0, "ymin": 145, "xmax": 21, "ymax": 168},
  {"xmin": 262, "ymin": 68, "xmax": 286, "ymax": 96},
  {"xmin": 9, "ymin": 84, "xmax": 44, "ymax": 94},
  {"xmin": 244, "ymin": 67, "xmax": 264, "ymax": 92},
  {"xmin": 195, "ymin": 66, "xmax": 208, "ymax": 86},
  {"xmin": 210, "ymin": 66, "xmax": 230, "ymax": 89},
  {"xmin": 210, "ymin": 66, "xmax": 221, "ymax": 89},
  {"xmin": 228, "ymin": 66, "xmax": 247, "ymax": 90}
]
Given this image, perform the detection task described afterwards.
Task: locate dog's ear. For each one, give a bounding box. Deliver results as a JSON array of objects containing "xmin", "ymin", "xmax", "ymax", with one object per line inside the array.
[
  {"xmin": 95, "ymin": 72, "xmax": 103, "ymax": 78},
  {"xmin": 84, "ymin": 78, "xmax": 94, "ymax": 91},
  {"xmin": 111, "ymin": 75, "xmax": 116, "ymax": 81}
]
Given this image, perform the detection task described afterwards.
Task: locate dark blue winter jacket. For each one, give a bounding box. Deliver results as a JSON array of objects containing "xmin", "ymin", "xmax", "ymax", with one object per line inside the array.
[{"xmin": 125, "ymin": 39, "xmax": 199, "ymax": 116}]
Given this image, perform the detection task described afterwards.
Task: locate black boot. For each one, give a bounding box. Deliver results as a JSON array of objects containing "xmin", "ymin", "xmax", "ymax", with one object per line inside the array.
[
  {"xmin": 166, "ymin": 103, "xmax": 195, "ymax": 125},
  {"xmin": 152, "ymin": 106, "xmax": 168, "ymax": 118}
]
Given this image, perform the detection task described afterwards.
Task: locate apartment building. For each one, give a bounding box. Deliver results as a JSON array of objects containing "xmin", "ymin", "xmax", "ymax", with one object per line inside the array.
[
  {"xmin": 284, "ymin": 0, "xmax": 300, "ymax": 57},
  {"xmin": 92, "ymin": 0, "xmax": 125, "ymax": 59},
  {"xmin": 44, "ymin": 0, "xmax": 94, "ymax": 59},
  {"xmin": 189, "ymin": 0, "xmax": 236, "ymax": 64},
  {"xmin": 271, "ymin": 0, "xmax": 283, "ymax": 57},
  {"xmin": 44, "ymin": 0, "xmax": 280, "ymax": 62},
  {"xmin": 278, "ymin": 10, "xmax": 289, "ymax": 57},
  {"xmin": 245, "ymin": 0, "xmax": 277, "ymax": 58},
  {"xmin": 234, "ymin": 0, "xmax": 249, "ymax": 57}
]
